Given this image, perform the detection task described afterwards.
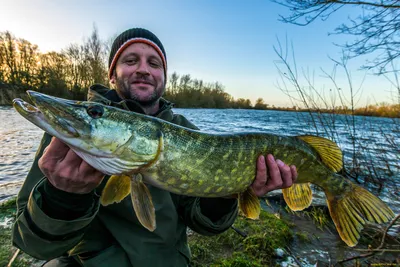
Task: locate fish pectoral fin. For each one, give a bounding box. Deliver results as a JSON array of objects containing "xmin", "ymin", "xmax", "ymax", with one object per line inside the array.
[
  {"xmin": 100, "ymin": 175, "xmax": 131, "ymax": 206},
  {"xmin": 326, "ymin": 183, "xmax": 394, "ymax": 247},
  {"xmin": 282, "ymin": 183, "xmax": 313, "ymax": 211},
  {"xmin": 239, "ymin": 187, "xmax": 260, "ymax": 220},
  {"xmin": 297, "ymin": 135, "xmax": 343, "ymax": 172},
  {"xmin": 131, "ymin": 174, "xmax": 156, "ymax": 232}
]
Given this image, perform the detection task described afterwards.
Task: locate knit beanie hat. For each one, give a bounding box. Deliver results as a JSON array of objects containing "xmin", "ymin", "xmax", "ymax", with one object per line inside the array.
[{"xmin": 108, "ymin": 28, "xmax": 167, "ymax": 80}]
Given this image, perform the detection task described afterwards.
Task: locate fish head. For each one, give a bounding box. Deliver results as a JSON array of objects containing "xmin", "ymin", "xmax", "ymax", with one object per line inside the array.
[{"xmin": 13, "ymin": 91, "xmax": 162, "ymax": 175}]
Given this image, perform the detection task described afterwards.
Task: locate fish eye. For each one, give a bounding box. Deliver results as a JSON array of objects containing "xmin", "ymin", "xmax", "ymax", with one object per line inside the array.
[{"xmin": 87, "ymin": 105, "xmax": 104, "ymax": 119}]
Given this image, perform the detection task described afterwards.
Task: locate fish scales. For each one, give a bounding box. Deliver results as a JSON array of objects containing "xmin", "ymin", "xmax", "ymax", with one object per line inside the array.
[{"xmin": 147, "ymin": 125, "xmax": 324, "ymax": 197}]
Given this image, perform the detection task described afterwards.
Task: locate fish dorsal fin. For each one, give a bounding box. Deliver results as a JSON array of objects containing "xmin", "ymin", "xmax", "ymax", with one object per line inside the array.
[
  {"xmin": 100, "ymin": 175, "xmax": 131, "ymax": 206},
  {"xmin": 130, "ymin": 174, "xmax": 156, "ymax": 231},
  {"xmin": 282, "ymin": 183, "xmax": 313, "ymax": 211},
  {"xmin": 238, "ymin": 187, "xmax": 260, "ymax": 220},
  {"xmin": 298, "ymin": 135, "xmax": 343, "ymax": 172}
]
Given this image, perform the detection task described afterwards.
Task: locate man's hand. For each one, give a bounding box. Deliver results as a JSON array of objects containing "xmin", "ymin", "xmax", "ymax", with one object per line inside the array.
[
  {"xmin": 251, "ymin": 154, "xmax": 297, "ymax": 197},
  {"xmin": 39, "ymin": 137, "xmax": 104, "ymax": 194}
]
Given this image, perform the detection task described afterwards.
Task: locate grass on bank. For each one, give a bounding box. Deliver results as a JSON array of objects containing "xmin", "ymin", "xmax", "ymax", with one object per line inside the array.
[
  {"xmin": 188, "ymin": 210, "xmax": 293, "ymax": 267},
  {"xmin": 0, "ymin": 198, "xmax": 43, "ymax": 267},
  {"xmin": 0, "ymin": 198, "xmax": 294, "ymax": 267},
  {"xmin": 2, "ymin": 196, "xmax": 397, "ymax": 266}
]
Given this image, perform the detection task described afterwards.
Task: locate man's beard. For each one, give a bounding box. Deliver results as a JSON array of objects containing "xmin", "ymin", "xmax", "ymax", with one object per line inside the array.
[{"xmin": 115, "ymin": 76, "xmax": 165, "ymax": 107}]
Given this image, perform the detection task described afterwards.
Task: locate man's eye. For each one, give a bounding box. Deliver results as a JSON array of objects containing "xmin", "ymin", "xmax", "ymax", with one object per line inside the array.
[
  {"xmin": 149, "ymin": 61, "xmax": 161, "ymax": 67},
  {"xmin": 125, "ymin": 59, "xmax": 137, "ymax": 64}
]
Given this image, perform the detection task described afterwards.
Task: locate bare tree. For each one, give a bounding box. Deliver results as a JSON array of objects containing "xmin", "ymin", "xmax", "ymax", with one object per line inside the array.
[
  {"xmin": 64, "ymin": 43, "xmax": 84, "ymax": 90},
  {"xmin": 17, "ymin": 39, "xmax": 39, "ymax": 87},
  {"xmin": 84, "ymin": 25, "xmax": 107, "ymax": 85},
  {"xmin": 0, "ymin": 32, "xmax": 40, "ymax": 87},
  {"xmin": 2, "ymin": 32, "xmax": 17, "ymax": 84},
  {"xmin": 272, "ymin": 0, "xmax": 400, "ymax": 74},
  {"xmin": 37, "ymin": 52, "xmax": 69, "ymax": 96},
  {"xmin": 273, "ymin": 37, "xmax": 399, "ymax": 197},
  {"xmin": 179, "ymin": 74, "xmax": 192, "ymax": 92},
  {"xmin": 255, "ymin": 97, "xmax": 268, "ymax": 109},
  {"xmin": 168, "ymin": 72, "xmax": 179, "ymax": 94}
]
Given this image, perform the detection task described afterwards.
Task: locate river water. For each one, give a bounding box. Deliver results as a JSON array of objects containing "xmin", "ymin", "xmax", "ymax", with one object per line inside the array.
[
  {"xmin": 1, "ymin": 105, "xmax": 399, "ymax": 264},
  {"xmin": 1, "ymin": 105, "xmax": 399, "ymax": 207}
]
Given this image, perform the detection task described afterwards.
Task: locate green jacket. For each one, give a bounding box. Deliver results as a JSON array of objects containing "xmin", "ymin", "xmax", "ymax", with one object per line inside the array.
[{"xmin": 12, "ymin": 84, "xmax": 238, "ymax": 267}]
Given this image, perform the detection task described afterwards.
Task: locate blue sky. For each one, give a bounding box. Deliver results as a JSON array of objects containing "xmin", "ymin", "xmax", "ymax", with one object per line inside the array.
[{"xmin": 1, "ymin": 0, "xmax": 397, "ymax": 107}]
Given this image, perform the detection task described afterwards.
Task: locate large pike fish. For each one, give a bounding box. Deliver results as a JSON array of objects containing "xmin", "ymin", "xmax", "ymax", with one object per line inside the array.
[{"xmin": 13, "ymin": 91, "xmax": 394, "ymax": 247}]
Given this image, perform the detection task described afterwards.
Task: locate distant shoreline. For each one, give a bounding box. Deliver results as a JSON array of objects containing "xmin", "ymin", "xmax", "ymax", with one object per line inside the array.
[
  {"xmin": 1, "ymin": 86, "xmax": 398, "ymax": 118},
  {"xmin": 2, "ymin": 102, "xmax": 398, "ymax": 119}
]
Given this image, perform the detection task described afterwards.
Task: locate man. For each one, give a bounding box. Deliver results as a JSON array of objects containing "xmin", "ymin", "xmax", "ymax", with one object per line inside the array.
[{"xmin": 12, "ymin": 28, "xmax": 297, "ymax": 266}]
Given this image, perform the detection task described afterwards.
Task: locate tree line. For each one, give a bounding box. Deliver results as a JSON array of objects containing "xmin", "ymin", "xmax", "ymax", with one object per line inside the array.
[
  {"xmin": 0, "ymin": 28, "xmax": 108, "ymax": 100},
  {"xmin": 0, "ymin": 28, "xmax": 266, "ymax": 109},
  {"xmin": 0, "ymin": 28, "xmax": 398, "ymax": 117},
  {"xmin": 164, "ymin": 73, "xmax": 270, "ymax": 109}
]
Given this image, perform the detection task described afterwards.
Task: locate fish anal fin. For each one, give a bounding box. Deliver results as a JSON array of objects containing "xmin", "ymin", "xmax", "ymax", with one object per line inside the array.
[
  {"xmin": 131, "ymin": 174, "xmax": 156, "ymax": 231},
  {"xmin": 325, "ymin": 183, "xmax": 394, "ymax": 247},
  {"xmin": 282, "ymin": 183, "xmax": 313, "ymax": 211},
  {"xmin": 298, "ymin": 135, "xmax": 343, "ymax": 172},
  {"xmin": 100, "ymin": 175, "xmax": 131, "ymax": 206},
  {"xmin": 239, "ymin": 187, "xmax": 260, "ymax": 220}
]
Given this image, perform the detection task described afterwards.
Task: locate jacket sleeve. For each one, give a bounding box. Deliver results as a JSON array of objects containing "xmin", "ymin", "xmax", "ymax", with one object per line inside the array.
[
  {"xmin": 11, "ymin": 133, "xmax": 100, "ymax": 260},
  {"xmin": 175, "ymin": 195, "xmax": 238, "ymax": 236}
]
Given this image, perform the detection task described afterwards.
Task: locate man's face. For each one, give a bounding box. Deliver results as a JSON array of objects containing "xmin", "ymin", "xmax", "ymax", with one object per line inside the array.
[{"xmin": 111, "ymin": 42, "xmax": 165, "ymax": 106}]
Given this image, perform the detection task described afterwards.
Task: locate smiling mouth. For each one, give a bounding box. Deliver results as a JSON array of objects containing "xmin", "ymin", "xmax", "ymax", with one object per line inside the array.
[{"xmin": 133, "ymin": 82, "xmax": 153, "ymax": 85}]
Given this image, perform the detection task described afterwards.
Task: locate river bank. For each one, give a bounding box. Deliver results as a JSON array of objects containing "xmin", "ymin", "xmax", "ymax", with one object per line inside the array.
[
  {"xmin": 0, "ymin": 197, "xmax": 296, "ymax": 267},
  {"xmin": 1, "ymin": 196, "xmax": 399, "ymax": 267},
  {"xmin": 0, "ymin": 86, "xmax": 28, "ymax": 106}
]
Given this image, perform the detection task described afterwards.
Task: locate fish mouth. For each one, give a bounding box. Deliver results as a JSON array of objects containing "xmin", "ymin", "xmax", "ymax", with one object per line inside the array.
[
  {"xmin": 13, "ymin": 97, "xmax": 41, "ymax": 114},
  {"xmin": 13, "ymin": 91, "xmax": 80, "ymax": 137}
]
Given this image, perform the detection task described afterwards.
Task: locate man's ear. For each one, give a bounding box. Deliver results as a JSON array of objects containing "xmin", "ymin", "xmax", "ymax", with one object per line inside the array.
[{"xmin": 110, "ymin": 71, "xmax": 116, "ymax": 84}]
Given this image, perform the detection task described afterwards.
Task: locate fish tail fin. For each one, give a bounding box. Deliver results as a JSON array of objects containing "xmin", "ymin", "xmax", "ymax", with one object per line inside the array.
[
  {"xmin": 282, "ymin": 183, "xmax": 313, "ymax": 211},
  {"xmin": 325, "ymin": 181, "xmax": 394, "ymax": 247},
  {"xmin": 239, "ymin": 187, "xmax": 260, "ymax": 219}
]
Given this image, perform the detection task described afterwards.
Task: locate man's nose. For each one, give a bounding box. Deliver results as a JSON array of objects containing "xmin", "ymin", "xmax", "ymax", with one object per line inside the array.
[{"xmin": 136, "ymin": 60, "xmax": 150, "ymax": 75}]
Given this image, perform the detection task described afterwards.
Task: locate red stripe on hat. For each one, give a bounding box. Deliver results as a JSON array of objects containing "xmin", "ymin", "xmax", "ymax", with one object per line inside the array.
[{"xmin": 108, "ymin": 38, "xmax": 167, "ymax": 79}]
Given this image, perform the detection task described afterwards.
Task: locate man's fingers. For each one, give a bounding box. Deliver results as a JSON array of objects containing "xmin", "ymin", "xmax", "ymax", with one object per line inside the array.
[
  {"xmin": 79, "ymin": 160, "xmax": 102, "ymax": 177},
  {"xmin": 253, "ymin": 154, "xmax": 281, "ymax": 196},
  {"xmin": 254, "ymin": 155, "xmax": 267, "ymax": 187},
  {"xmin": 290, "ymin": 165, "xmax": 298, "ymax": 182},
  {"xmin": 44, "ymin": 137, "xmax": 70, "ymax": 159},
  {"xmin": 252, "ymin": 154, "xmax": 298, "ymax": 197},
  {"xmin": 266, "ymin": 154, "xmax": 282, "ymax": 187},
  {"xmin": 62, "ymin": 148, "xmax": 83, "ymax": 166},
  {"xmin": 39, "ymin": 137, "xmax": 70, "ymax": 171},
  {"xmin": 276, "ymin": 159, "xmax": 293, "ymax": 188},
  {"xmin": 49, "ymin": 137, "xmax": 69, "ymax": 150},
  {"xmin": 79, "ymin": 160, "xmax": 94, "ymax": 173}
]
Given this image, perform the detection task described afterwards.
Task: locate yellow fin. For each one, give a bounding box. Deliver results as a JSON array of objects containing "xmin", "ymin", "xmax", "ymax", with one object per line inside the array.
[
  {"xmin": 100, "ymin": 175, "xmax": 131, "ymax": 206},
  {"xmin": 325, "ymin": 183, "xmax": 394, "ymax": 247},
  {"xmin": 298, "ymin": 135, "xmax": 343, "ymax": 172},
  {"xmin": 131, "ymin": 174, "xmax": 156, "ymax": 232},
  {"xmin": 282, "ymin": 183, "xmax": 313, "ymax": 211},
  {"xmin": 239, "ymin": 187, "xmax": 260, "ymax": 220}
]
